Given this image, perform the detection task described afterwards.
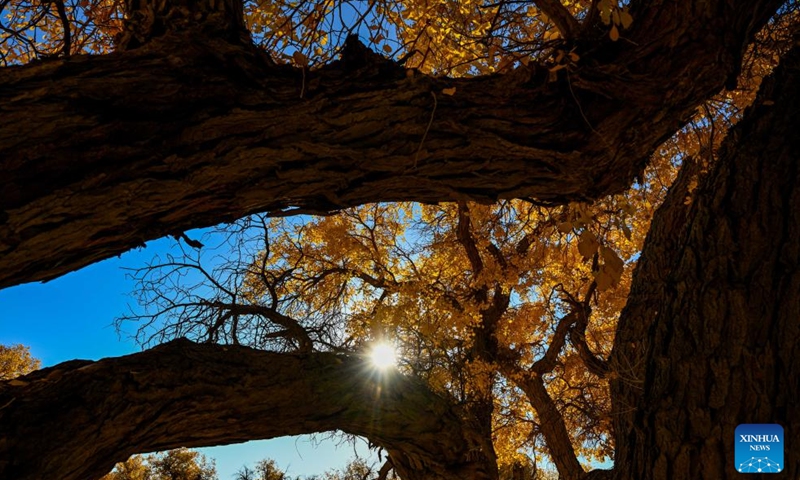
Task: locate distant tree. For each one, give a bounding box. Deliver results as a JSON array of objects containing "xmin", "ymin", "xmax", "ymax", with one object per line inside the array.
[
  {"xmin": 102, "ymin": 449, "xmax": 216, "ymax": 480},
  {"xmin": 0, "ymin": 344, "xmax": 40, "ymax": 380},
  {"xmin": 148, "ymin": 448, "xmax": 217, "ymax": 480},
  {"xmin": 234, "ymin": 466, "xmax": 256, "ymax": 480},
  {"xmin": 100, "ymin": 455, "xmax": 150, "ymax": 480},
  {"xmin": 253, "ymin": 459, "xmax": 289, "ymax": 480},
  {"xmin": 320, "ymin": 458, "xmax": 399, "ymax": 480},
  {"xmin": 322, "ymin": 458, "xmax": 373, "ymax": 480},
  {"xmin": 236, "ymin": 459, "xmax": 290, "ymax": 480}
]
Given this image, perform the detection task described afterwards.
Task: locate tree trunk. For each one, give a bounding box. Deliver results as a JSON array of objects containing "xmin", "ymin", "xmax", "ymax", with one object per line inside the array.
[
  {"xmin": 0, "ymin": 339, "xmax": 495, "ymax": 480},
  {"xmin": 0, "ymin": 0, "xmax": 781, "ymax": 288},
  {"xmin": 611, "ymin": 38, "xmax": 800, "ymax": 479}
]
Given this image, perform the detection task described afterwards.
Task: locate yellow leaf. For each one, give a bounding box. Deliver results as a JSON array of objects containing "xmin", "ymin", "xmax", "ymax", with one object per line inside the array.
[
  {"xmin": 621, "ymin": 202, "xmax": 635, "ymax": 215},
  {"xmin": 442, "ymin": 87, "xmax": 457, "ymax": 96},
  {"xmin": 577, "ymin": 231, "xmax": 600, "ymax": 260},
  {"xmin": 600, "ymin": 246, "xmax": 624, "ymax": 278},
  {"xmin": 620, "ymin": 11, "xmax": 633, "ymax": 29},
  {"xmin": 292, "ymin": 51, "xmax": 308, "ymax": 67},
  {"xmin": 621, "ymin": 223, "xmax": 632, "ymax": 240},
  {"xmin": 593, "ymin": 270, "xmax": 614, "ymax": 291},
  {"xmin": 383, "ymin": 44, "xmax": 393, "ymax": 53},
  {"xmin": 557, "ymin": 221, "xmax": 573, "ymax": 234},
  {"xmin": 599, "ymin": 0, "xmax": 613, "ymax": 24},
  {"xmin": 609, "ymin": 25, "xmax": 620, "ymax": 41}
]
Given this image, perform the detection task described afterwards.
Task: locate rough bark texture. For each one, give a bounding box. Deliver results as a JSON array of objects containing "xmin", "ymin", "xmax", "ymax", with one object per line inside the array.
[
  {"xmin": 611, "ymin": 38, "xmax": 800, "ymax": 480},
  {"xmin": 0, "ymin": 0, "xmax": 782, "ymax": 288},
  {"xmin": 1, "ymin": 1, "xmax": 798, "ymax": 479},
  {"xmin": 0, "ymin": 339, "xmax": 493, "ymax": 480}
]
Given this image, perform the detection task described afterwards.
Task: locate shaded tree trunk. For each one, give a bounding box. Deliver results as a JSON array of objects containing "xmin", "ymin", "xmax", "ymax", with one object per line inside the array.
[
  {"xmin": 611, "ymin": 38, "xmax": 800, "ymax": 479},
  {"xmin": 0, "ymin": 339, "xmax": 494, "ymax": 480},
  {"xmin": 0, "ymin": 0, "xmax": 781, "ymax": 288}
]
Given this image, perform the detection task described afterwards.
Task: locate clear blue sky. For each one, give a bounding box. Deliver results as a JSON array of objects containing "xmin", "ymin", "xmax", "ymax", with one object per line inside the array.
[{"xmin": 0, "ymin": 231, "xmax": 372, "ymax": 479}]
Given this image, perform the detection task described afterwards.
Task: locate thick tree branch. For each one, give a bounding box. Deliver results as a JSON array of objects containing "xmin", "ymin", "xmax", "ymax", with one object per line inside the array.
[
  {"xmin": 516, "ymin": 375, "xmax": 584, "ymax": 480},
  {"xmin": 534, "ymin": 0, "xmax": 580, "ymax": 40},
  {"xmin": 0, "ymin": 339, "xmax": 493, "ymax": 480},
  {"xmin": 531, "ymin": 311, "xmax": 575, "ymax": 375},
  {"xmin": 569, "ymin": 324, "xmax": 609, "ymax": 378},
  {"xmin": 564, "ymin": 282, "xmax": 609, "ymax": 377},
  {"xmin": 0, "ymin": 0, "xmax": 783, "ymax": 288},
  {"xmin": 456, "ymin": 202, "xmax": 484, "ymax": 276}
]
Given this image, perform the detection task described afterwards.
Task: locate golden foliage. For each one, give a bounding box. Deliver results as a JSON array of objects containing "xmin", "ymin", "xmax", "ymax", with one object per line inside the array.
[
  {"xmin": 101, "ymin": 448, "xmax": 217, "ymax": 480},
  {"xmin": 0, "ymin": 343, "xmax": 40, "ymax": 380}
]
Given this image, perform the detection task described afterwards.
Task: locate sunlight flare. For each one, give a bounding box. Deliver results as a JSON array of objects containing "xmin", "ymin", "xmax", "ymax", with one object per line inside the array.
[{"xmin": 369, "ymin": 342, "xmax": 397, "ymax": 370}]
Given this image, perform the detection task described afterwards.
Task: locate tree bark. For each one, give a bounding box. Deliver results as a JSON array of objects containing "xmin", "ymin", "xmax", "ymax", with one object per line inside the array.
[
  {"xmin": 611, "ymin": 37, "xmax": 800, "ymax": 479},
  {"xmin": 0, "ymin": 339, "xmax": 494, "ymax": 480},
  {"xmin": 0, "ymin": 0, "xmax": 782, "ymax": 288}
]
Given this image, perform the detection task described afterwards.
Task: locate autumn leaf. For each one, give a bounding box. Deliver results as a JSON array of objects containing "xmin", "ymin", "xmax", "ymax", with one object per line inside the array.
[
  {"xmin": 609, "ymin": 25, "xmax": 620, "ymax": 41},
  {"xmin": 600, "ymin": 245, "xmax": 624, "ymax": 280},
  {"xmin": 593, "ymin": 269, "xmax": 614, "ymax": 291},
  {"xmin": 292, "ymin": 51, "xmax": 308, "ymax": 67},
  {"xmin": 578, "ymin": 231, "xmax": 600, "ymax": 260},
  {"xmin": 620, "ymin": 11, "xmax": 634, "ymax": 29}
]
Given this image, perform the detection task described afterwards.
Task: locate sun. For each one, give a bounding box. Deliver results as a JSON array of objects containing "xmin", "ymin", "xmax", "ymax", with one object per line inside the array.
[{"xmin": 369, "ymin": 342, "xmax": 397, "ymax": 370}]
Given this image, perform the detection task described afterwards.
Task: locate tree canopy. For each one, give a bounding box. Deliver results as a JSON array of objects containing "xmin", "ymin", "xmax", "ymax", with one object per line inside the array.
[
  {"xmin": 102, "ymin": 448, "xmax": 218, "ymax": 480},
  {"xmin": 1, "ymin": 0, "xmax": 799, "ymax": 479},
  {"xmin": 0, "ymin": 344, "xmax": 40, "ymax": 381}
]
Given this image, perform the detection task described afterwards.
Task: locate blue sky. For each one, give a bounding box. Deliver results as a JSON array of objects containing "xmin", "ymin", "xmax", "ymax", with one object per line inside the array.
[{"xmin": 0, "ymin": 232, "xmax": 372, "ymax": 479}]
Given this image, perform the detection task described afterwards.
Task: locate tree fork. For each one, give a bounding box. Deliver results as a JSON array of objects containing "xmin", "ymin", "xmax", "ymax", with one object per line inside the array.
[
  {"xmin": 0, "ymin": 0, "xmax": 783, "ymax": 289},
  {"xmin": 0, "ymin": 339, "xmax": 495, "ymax": 480}
]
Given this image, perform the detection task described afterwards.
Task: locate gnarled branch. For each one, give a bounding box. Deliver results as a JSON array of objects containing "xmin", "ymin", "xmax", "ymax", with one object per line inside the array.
[{"xmin": 0, "ymin": 339, "xmax": 492, "ymax": 480}]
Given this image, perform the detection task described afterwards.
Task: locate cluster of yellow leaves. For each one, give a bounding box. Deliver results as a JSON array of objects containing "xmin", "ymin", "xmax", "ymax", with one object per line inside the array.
[
  {"xmin": 0, "ymin": 343, "xmax": 40, "ymax": 380},
  {"xmin": 240, "ymin": 197, "xmax": 650, "ymax": 465},
  {"xmin": 596, "ymin": 0, "xmax": 632, "ymax": 41},
  {"xmin": 101, "ymin": 448, "xmax": 217, "ymax": 480},
  {"xmin": 2, "ymin": 0, "xmax": 599, "ymax": 74}
]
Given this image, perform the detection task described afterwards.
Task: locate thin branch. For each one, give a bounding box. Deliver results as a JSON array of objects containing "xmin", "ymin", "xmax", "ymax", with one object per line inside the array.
[
  {"xmin": 202, "ymin": 301, "xmax": 314, "ymax": 352},
  {"xmin": 53, "ymin": 0, "xmax": 71, "ymax": 57}
]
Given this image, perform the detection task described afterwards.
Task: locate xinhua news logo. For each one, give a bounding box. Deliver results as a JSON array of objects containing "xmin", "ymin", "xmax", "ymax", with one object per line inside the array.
[{"xmin": 735, "ymin": 424, "xmax": 784, "ymax": 473}]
